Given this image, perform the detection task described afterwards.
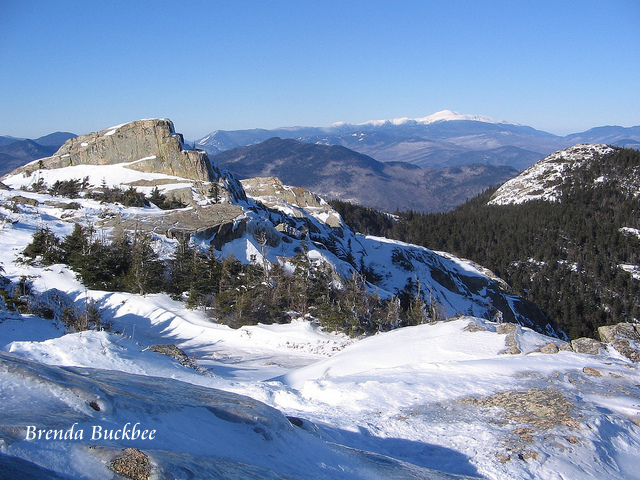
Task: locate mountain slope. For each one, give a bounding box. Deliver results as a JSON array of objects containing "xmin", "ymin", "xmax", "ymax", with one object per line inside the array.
[
  {"xmin": 33, "ymin": 131, "xmax": 76, "ymax": 147},
  {"xmin": 488, "ymin": 144, "xmax": 617, "ymax": 205},
  {"xmin": 211, "ymin": 137, "xmax": 517, "ymax": 213},
  {"xmin": 341, "ymin": 145, "xmax": 640, "ymax": 338},
  {"xmin": 564, "ymin": 125, "xmax": 640, "ymax": 148},
  {"xmin": 0, "ymin": 135, "xmax": 23, "ymax": 147},
  {"xmin": 0, "ymin": 118, "xmax": 549, "ymax": 332}
]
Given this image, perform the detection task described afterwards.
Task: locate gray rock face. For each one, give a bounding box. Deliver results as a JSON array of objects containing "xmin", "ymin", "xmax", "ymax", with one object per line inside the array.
[
  {"xmin": 611, "ymin": 339, "xmax": 640, "ymax": 362},
  {"xmin": 570, "ymin": 337, "xmax": 604, "ymax": 355},
  {"xmin": 497, "ymin": 323, "xmax": 522, "ymax": 355},
  {"xmin": 598, "ymin": 323, "xmax": 640, "ymax": 343},
  {"xmin": 242, "ymin": 176, "xmax": 325, "ymax": 209},
  {"xmin": 108, "ymin": 448, "xmax": 150, "ymax": 480},
  {"xmin": 17, "ymin": 119, "xmax": 215, "ymax": 183},
  {"xmin": 539, "ymin": 343, "xmax": 559, "ymax": 354},
  {"xmin": 149, "ymin": 344, "xmax": 206, "ymax": 373},
  {"xmin": 96, "ymin": 203, "xmax": 245, "ymax": 244},
  {"xmin": 496, "ymin": 323, "xmax": 517, "ymax": 334},
  {"xmin": 463, "ymin": 321, "xmax": 488, "ymax": 332},
  {"xmin": 241, "ymin": 176, "xmax": 344, "ymax": 228},
  {"xmin": 559, "ymin": 342, "xmax": 573, "ymax": 352},
  {"xmin": 461, "ymin": 387, "xmax": 580, "ymax": 430}
]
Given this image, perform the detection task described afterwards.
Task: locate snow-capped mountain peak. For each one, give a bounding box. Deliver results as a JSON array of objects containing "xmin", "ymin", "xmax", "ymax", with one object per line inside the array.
[{"xmin": 358, "ymin": 109, "xmax": 516, "ymax": 128}]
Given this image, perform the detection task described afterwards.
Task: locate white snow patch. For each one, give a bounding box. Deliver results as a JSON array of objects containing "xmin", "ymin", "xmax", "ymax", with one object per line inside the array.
[
  {"xmin": 619, "ymin": 264, "xmax": 640, "ymax": 280},
  {"xmin": 620, "ymin": 227, "xmax": 640, "ymax": 240},
  {"xmin": 489, "ymin": 144, "xmax": 616, "ymax": 206}
]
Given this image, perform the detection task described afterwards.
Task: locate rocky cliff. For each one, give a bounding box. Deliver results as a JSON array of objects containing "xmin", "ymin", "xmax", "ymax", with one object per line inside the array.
[{"xmin": 16, "ymin": 119, "xmax": 215, "ymax": 183}]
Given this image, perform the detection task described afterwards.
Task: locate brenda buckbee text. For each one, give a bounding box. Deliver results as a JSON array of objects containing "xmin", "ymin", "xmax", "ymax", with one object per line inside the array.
[{"xmin": 25, "ymin": 422, "xmax": 156, "ymax": 441}]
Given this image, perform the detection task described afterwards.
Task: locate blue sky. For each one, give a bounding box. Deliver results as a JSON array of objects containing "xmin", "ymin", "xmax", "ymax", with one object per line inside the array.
[{"xmin": 1, "ymin": 0, "xmax": 639, "ymax": 139}]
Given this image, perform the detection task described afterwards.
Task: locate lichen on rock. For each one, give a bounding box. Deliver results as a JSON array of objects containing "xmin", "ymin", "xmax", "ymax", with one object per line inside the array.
[
  {"xmin": 461, "ymin": 387, "xmax": 580, "ymax": 430},
  {"xmin": 109, "ymin": 448, "xmax": 150, "ymax": 480}
]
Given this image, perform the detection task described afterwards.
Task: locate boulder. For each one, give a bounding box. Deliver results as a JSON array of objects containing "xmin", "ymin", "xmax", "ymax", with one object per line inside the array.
[
  {"xmin": 7, "ymin": 195, "xmax": 38, "ymax": 206},
  {"xmin": 500, "ymin": 333, "xmax": 522, "ymax": 355},
  {"xmin": 597, "ymin": 322, "xmax": 640, "ymax": 363},
  {"xmin": 539, "ymin": 343, "xmax": 559, "ymax": 354},
  {"xmin": 598, "ymin": 322, "xmax": 640, "ymax": 343},
  {"xmin": 570, "ymin": 337, "xmax": 604, "ymax": 355},
  {"xmin": 611, "ymin": 338, "xmax": 640, "ymax": 362},
  {"xmin": 149, "ymin": 344, "xmax": 206, "ymax": 373},
  {"xmin": 109, "ymin": 448, "xmax": 150, "ymax": 480},
  {"xmin": 463, "ymin": 321, "xmax": 488, "ymax": 332},
  {"xmin": 559, "ymin": 342, "xmax": 573, "ymax": 352},
  {"xmin": 497, "ymin": 323, "xmax": 521, "ymax": 355},
  {"xmin": 496, "ymin": 322, "xmax": 517, "ymax": 334}
]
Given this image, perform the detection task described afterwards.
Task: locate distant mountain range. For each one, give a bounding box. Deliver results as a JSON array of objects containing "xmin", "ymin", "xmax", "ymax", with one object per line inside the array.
[
  {"xmin": 210, "ymin": 137, "xmax": 517, "ymax": 213},
  {"xmin": 197, "ymin": 110, "xmax": 640, "ymax": 171},
  {"xmin": 0, "ymin": 132, "xmax": 76, "ymax": 175},
  {"xmin": 3, "ymin": 112, "xmax": 639, "ymax": 213}
]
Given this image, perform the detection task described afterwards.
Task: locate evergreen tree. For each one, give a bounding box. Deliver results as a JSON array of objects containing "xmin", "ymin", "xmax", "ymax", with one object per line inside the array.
[
  {"xmin": 123, "ymin": 232, "xmax": 164, "ymax": 295},
  {"xmin": 23, "ymin": 227, "xmax": 62, "ymax": 264}
]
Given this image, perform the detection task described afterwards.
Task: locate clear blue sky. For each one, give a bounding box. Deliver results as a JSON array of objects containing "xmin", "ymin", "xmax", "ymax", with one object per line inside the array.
[{"xmin": 1, "ymin": 0, "xmax": 639, "ymax": 140}]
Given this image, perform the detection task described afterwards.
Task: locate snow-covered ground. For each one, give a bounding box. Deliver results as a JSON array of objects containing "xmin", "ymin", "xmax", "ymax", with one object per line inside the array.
[
  {"xmin": 2, "ymin": 291, "xmax": 640, "ymax": 479},
  {"xmin": 2, "ymin": 258, "xmax": 640, "ymax": 478},
  {"xmin": 1, "ymin": 160, "xmax": 640, "ymax": 479}
]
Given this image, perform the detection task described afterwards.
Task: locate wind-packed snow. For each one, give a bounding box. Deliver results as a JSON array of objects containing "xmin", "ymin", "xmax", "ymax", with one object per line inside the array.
[
  {"xmin": 103, "ymin": 123, "xmax": 126, "ymax": 136},
  {"xmin": 3, "ymin": 293, "xmax": 640, "ymax": 479},
  {"xmin": 1, "ymin": 154, "xmax": 640, "ymax": 479}
]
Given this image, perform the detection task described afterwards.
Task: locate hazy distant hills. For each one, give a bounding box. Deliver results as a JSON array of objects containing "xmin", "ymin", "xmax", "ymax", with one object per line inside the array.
[
  {"xmin": 0, "ymin": 132, "xmax": 75, "ymax": 175},
  {"xmin": 563, "ymin": 125, "xmax": 640, "ymax": 149},
  {"xmin": 198, "ymin": 111, "xmax": 640, "ymax": 171},
  {"xmin": 33, "ymin": 131, "xmax": 77, "ymax": 147},
  {"xmin": 0, "ymin": 135, "xmax": 23, "ymax": 147},
  {"xmin": 210, "ymin": 137, "xmax": 517, "ymax": 213}
]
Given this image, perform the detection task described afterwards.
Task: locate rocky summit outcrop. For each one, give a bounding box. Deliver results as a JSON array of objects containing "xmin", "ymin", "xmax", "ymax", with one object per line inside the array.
[
  {"xmin": 242, "ymin": 176, "xmax": 324, "ymax": 209},
  {"xmin": 14, "ymin": 119, "xmax": 215, "ymax": 183},
  {"xmin": 488, "ymin": 144, "xmax": 616, "ymax": 206},
  {"xmin": 241, "ymin": 176, "xmax": 344, "ymax": 228}
]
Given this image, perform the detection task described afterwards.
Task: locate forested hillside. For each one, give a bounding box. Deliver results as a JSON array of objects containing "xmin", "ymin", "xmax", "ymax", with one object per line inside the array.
[{"xmin": 332, "ymin": 147, "xmax": 640, "ymax": 339}]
